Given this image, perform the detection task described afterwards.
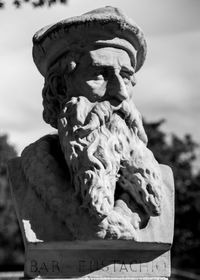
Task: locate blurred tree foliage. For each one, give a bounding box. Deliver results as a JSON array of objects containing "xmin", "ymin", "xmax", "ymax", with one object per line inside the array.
[
  {"xmin": 0, "ymin": 0, "xmax": 67, "ymax": 9},
  {"xmin": 0, "ymin": 134, "xmax": 24, "ymax": 268},
  {"xmin": 0, "ymin": 121, "xmax": 200, "ymax": 269},
  {"xmin": 144, "ymin": 120, "xmax": 200, "ymax": 269}
]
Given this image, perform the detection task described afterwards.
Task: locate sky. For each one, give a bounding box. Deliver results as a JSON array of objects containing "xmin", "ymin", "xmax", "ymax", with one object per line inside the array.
[{"xmin": 0, "ymin": 0, "xmax": 200, "ymax": 158}]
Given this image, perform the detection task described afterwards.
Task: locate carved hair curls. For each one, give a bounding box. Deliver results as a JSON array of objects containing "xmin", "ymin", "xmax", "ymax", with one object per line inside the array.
[{"xmin": 42, "ymin": 51, "xmax": 80, "ymax": 128}]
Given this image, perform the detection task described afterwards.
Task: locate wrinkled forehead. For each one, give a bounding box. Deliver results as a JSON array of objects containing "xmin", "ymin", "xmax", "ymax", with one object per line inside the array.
[{"xmin": 79, "ymin": 47, "xmax": 135, "ymax": 71}]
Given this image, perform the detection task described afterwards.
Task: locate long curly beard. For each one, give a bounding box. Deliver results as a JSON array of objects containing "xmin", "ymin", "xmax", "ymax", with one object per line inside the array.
[{"xmin": 58, "ymin": 96, "xmax": 163, "ymax": 240}]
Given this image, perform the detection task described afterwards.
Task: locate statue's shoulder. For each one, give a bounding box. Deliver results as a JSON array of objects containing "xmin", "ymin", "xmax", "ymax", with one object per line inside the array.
[
  {"xmin": 8, "ymin": 134, "xmax": 74, "ymax": 242},
  {"xmin": 8, "ymin": 134, "xmax": 70, "ymax": 211},
  {"xmin": 8, "ymin": 134, "xmax": 64, "ymax": 190}
]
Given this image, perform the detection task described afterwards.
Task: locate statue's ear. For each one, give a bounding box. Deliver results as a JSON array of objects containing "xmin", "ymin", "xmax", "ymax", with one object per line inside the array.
[
  {"xmin": 42, "ymin": 71, "xmax": 66, "ymax": 128},
  {"xmin": 47, "ymin": 72, "xmax": 68, "ymax": 104},
  {"xmin": 63, "ymin": 50, "xmax": 80, "ymax": 75},
  {"xmin": 42, "ymin": 79, "xmax": 60, "ymax": 128}
]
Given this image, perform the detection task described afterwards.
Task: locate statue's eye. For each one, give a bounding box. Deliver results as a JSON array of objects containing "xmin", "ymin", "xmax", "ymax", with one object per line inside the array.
[
  {"xmin": 122, "ymin": 76, "xmax": 130, "ymax": 85},
  {"xmin": 93, "ymin": 70, "xmax": 105, "ymax": 81},
  {"xmin": 95, "ymin": 73, "xmax": 104, "ymax": 80},
  {"xmin": 120, "ymin": 71, "xmax": 131, "ymax": 84},
  {"xmin": 120, "ymin": 68, "xmax": 134, "ymax": 85}
]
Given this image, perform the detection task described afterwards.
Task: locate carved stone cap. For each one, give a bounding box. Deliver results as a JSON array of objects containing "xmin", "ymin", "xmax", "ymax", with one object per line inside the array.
[{"xmin": 32, "ymin": 6, "xmax": 147, "ymax": 76}]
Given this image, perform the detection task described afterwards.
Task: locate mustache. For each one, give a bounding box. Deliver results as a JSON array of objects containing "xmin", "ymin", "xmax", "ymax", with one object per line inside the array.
[{"xmin": 59, "ymin": 96, "xmax": 148, "ymax": 144}]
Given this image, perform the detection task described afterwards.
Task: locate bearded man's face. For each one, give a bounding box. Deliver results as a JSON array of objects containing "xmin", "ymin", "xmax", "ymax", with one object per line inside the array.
[
  {"xmin": 66, "ymin": 47, "xmax": 136, "ymax": 105},
  {"xmin": 57, "ymin": 47, "xmax": 163, "ymax": 239}
]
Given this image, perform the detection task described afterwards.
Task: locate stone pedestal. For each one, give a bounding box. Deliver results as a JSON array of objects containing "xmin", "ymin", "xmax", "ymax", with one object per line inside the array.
[
  {"xmin": 21, "ymin": 277, "xmax": 168, "ymax": 280},
  {"xmin": 20, "ymin": 277, "xmax": 169, "ymax": 280},
  {"xmin": 23, "ymin": 241, "xmax": 171, "ymax": 279},
  {"xmin": 9, "ymin": 158, "xmax": 174, "ymax": 280}
]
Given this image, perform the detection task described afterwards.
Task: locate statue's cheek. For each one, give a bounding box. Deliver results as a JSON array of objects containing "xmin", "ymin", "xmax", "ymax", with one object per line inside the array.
[{"xmin": 84, "ymin": 80, "xmax": 107, "ymax": 99}]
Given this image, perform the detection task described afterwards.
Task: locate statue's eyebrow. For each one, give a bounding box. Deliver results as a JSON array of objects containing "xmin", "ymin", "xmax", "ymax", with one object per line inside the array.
[
  {"xmin": 120, "ymin": 65, "xmax": 135, "ymax": 75},
  {"xmin": 89, "ymin": 62, "xmax": 135, "ymax": 76},
  {"xmin": 90, "ymin": 61, "xmax": 106, "ymax": 67}
]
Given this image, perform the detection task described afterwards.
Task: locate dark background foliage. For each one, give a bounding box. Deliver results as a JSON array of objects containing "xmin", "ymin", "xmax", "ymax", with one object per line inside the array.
[
  {"xmin": 144, "ymin": 120, "xmax": 200, "ymax": 271},
  {"xmin": 0, "ymin": 0, "xmax": 67, "ymax": 9},
  {"xmin": 0, "ymin": 120, "xmax": 200, "ymax": 274},
  {"xmin": 0, "ymin": 135, "xmax": 24, "ymax": 269}
]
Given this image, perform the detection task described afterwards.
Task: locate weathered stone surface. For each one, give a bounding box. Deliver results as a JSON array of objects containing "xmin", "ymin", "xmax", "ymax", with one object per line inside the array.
[
  {"xmin": 9, "ymin": 156, "xmax": 174, "ymax": 243},
  {"xmin": 8, "ymin": 5, "xmax": 174, "ymax": 280},
  {"xmin": 8, "ymin": 44, "xmax": 175, "ymax": 242},
  {"xmin": 23, "ymin": 278, "xmax": 168, "ymax": 280},
  {"xmin": 24, "ymin": 242, "xmax": 170, "ymax": 278}
]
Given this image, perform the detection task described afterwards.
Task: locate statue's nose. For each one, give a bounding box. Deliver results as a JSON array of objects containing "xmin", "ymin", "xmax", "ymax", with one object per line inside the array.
[{"xmin": 108, "ymin": 72, "xmax": 129, "ymax": 102}]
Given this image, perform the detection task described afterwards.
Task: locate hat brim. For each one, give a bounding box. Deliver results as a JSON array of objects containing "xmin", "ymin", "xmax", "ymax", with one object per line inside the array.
[{"xmin": 33, "ymin": 6, "xmax": 147, "ymax": 76}]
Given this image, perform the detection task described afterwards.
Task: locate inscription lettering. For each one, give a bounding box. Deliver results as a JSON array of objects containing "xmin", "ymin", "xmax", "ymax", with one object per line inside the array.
[
  {"xmin": 140, "ymin": 262, "xmax": 149, "ymax": 273},
  {"xmin": 112, "ymin": 259, "xmax": 120, "ymax": 272},
  {"xmin": 77, "ymin": 258, "xmax": 167, "ymax": 273},
  {"xmin": 153, "ymin": 258, "xmax": 167, "ymax": 272},
  {"xmin": 79, "ymin": 260, "xmax": 86, "ymax": 273},
  {"xmin": 130, "ymin": 260, "xmax": 139, "ymax": 272},
  {"xmin": 31, "ymin": 260, "xmax": 38, "ymax": 273},
  {"xmin": 29, "ymin": 257, "xmax": 168, "ymax": 276},
  {"xmin": 52, "ymin": 260, "xmax": 61, "ymax": 272},
  {"xmin": 101, "ymin": 264, "xmax": 109, "ymax": 272},
  {"xmin": 119, "ymin": 262, "xmax": 128, "ymax": 272},
  {"xmin": 89, "ymin": 260, "xmax": 98, "ymax": 271},
  {"xmin": 40, "ymin": 262, "xmax": 48, "ymax": 272},
  {"xmin": 30, "ymin": 259, "xmax": 61, "ymax": 274}
]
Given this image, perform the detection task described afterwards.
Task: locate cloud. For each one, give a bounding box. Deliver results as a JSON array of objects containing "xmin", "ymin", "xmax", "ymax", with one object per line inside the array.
[
  {"xmin": 134, "ymin": 30, "xmax": 200, "ymax": 142},
  {"xmin": 0, "ymin": 0, "xmax": 200, "ymax": 154},
  {"xmin": 0, "ymin": 46, "xmax": 55, "ymax": 153}
]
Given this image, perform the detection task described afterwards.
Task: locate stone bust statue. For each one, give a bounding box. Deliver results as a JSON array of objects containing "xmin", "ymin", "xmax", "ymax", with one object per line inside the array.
[{"xmin": 8, "ymin": 6, "xmax": 174, "ymax": 244}]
